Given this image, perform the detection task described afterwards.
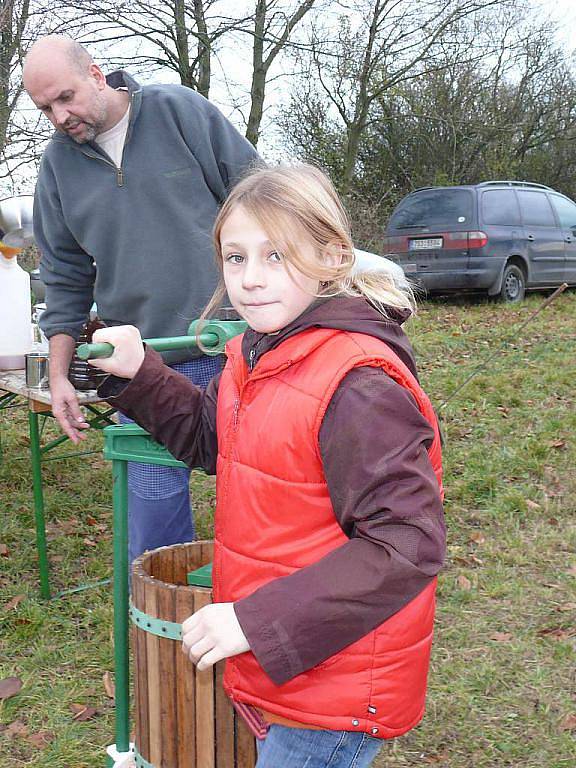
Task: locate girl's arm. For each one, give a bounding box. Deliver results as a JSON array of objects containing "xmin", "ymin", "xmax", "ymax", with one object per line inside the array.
[
  {"xmin": 92, "ymin": 327, "xmax": 220, "ymax": 472},
  {"xmin": 234, "ymin": 366, "xmax": 446, "ymax": 685}
]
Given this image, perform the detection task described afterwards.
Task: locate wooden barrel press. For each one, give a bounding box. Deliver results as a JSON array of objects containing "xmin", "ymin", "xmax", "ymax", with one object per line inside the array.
[{"xmin": 131, "ymin": 540, "xmax": 257, "ymax": 768}]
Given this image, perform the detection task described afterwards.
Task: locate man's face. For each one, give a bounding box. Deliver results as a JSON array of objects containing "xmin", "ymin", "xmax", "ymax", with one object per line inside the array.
[{"xmin": 25, "ymin": 61, "xmax": 108, "ymax": 144}]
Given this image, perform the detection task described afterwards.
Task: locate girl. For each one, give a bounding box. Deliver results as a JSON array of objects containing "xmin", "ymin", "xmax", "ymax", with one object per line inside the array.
[{"xmin": 92, "ymin": 164, "xmax": 445, "ymax": 768}]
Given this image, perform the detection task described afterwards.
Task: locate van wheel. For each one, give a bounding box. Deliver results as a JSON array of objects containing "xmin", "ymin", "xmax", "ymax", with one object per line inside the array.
[{"xmin": 499, "ymin": 264, "xmax": 526, "ymax": 303}]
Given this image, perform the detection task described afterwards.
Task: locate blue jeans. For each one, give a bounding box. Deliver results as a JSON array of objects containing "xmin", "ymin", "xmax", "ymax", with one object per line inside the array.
[
  {"xmin": 256, "ymin": 726, "xmax": 382, "ymax": 768},
  {"xmin": 118, "ymin": 355, "xmax": 222, "ymax": 565}
]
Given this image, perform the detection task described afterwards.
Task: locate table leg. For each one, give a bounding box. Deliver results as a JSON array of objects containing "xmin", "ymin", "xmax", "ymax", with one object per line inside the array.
[
  {"xmin": 28, "ymin": 410, "xmax": 51, "ymax": 600},
  {"xmin": 113, "ymin": 459, "xmax": 130, "ymax": 756}
]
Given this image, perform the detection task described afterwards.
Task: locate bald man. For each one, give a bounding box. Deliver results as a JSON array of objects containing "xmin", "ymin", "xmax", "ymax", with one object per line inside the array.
[{"xmin": 25, "ymin": 36, "xmax": 260, "ymax": 564}]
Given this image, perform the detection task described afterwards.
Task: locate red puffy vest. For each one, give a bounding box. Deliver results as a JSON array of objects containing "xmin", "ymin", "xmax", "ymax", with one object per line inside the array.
[{"xmin": 214, "ymin": 327, "xmax": 443, "ymax": 739}]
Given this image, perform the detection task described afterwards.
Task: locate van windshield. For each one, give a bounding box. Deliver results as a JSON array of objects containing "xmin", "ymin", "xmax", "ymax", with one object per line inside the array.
[{"xmin": 389, "ymin": 189, "xmax": 474, "ymax": 229}]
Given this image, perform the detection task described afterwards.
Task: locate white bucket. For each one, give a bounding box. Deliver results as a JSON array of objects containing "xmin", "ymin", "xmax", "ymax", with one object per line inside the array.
[{"xmin": 0, "ymin": 253, "xmax": 33, "ymax": 369}]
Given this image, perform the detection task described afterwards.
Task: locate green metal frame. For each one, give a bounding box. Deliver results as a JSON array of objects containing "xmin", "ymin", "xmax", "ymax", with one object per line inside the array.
[
  {"xmin": 103, "ymin": 423, "xmax": 187, "ymax": 766},
  {"xmin": 0, "ymin": 394, "xmax": 116, "ymax": 599}
]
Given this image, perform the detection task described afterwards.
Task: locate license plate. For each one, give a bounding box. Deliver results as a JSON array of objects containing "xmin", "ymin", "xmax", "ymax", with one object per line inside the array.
[
  {"xmin": 403, "ymin": 263, "xmax": 417, "ymax": 273},
  {"xmin": 409, "ymin": 237, "xmax": 443, "ymax": 250}
]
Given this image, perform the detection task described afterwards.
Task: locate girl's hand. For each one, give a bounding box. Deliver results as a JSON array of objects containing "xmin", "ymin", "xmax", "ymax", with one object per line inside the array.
[
  {"xmin": 181, "ymin": 603, "xmax": 250, "ymax": 671},
  {"xmin": 87, "ymin": 326, "xmax": 145, "ymax": 379}
]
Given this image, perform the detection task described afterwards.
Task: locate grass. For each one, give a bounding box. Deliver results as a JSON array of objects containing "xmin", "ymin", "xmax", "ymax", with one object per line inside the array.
[{"xmin": 1, "ymin": 292, "xmax": 575, "ymax": 767}]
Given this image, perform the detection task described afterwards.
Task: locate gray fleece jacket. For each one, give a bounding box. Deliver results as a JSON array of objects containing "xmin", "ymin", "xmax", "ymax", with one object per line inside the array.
[{"xmin": 35, "ymin": 71, "xmax": 260, "ymax": 361}]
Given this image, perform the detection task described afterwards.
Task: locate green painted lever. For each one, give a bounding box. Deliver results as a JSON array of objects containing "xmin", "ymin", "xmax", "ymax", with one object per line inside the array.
[{"xmin": 76, "ymin": 319, "xmax": 248, "ymax": 360}]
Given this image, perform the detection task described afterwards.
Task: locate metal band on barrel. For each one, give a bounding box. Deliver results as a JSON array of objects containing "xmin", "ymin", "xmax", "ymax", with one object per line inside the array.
[{"xmin": 129, "ymin": 601, "xmax": 182, "ymax": 641}]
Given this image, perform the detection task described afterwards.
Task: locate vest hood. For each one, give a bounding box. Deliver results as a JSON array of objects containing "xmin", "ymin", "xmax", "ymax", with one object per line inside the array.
[{"xmin": 241, "ymin": 295, "xmax": 419, "ymax": 378}]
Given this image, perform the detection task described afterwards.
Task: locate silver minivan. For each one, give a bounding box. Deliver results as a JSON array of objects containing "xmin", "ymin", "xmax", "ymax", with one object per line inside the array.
[{"xmin": 383, "ymin": 181, "xmax": 576, "ymax": 301}]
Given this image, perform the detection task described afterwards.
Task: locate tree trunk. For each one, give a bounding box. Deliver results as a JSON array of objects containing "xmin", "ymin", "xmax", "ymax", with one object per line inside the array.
[{"xmin": 193, "ymin": 0, "xmax": 211, "ymax": 98}]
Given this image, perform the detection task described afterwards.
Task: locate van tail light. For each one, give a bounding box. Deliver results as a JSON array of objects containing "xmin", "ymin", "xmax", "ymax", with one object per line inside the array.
[
  {"xmin": 382, "ymin": 235, "xmax": 404, "ymax": 253},
  {"xmin": 467, "ymin": 231, "xmax": 488, "ymax": 249}
]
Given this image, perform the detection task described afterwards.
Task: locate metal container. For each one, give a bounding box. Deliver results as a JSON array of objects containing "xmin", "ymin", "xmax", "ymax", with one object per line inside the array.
[{"xmin": 25, "ymin": 352, "xmax": 50, "ymax": 389}]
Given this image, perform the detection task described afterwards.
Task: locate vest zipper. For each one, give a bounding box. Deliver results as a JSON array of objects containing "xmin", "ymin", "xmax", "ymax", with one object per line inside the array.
[{"xmin": 248, "ymin": 348, "xmax": 256, "ymax": 371}]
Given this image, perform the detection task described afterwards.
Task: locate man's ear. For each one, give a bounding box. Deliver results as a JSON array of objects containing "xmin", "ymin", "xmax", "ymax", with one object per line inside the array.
[{"xmin": 89, "ymin": 63, "xmax": 107, "ymax": 90}]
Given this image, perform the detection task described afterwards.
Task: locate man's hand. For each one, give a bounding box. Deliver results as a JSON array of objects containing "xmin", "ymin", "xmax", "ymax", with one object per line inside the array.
[
  {"xmin": 50, "ymin": 375, "xmax": 89, "ymax": 443},
  {"xmin": 88, "ymin": 326, "xmax": 145, "ymax": 379},
  {"xmin": 182, "ymin": 603, "xmax": 250, "ymax": 671}
]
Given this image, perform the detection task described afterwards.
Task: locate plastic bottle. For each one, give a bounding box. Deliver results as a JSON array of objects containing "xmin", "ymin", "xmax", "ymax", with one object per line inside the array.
[{"xmin": 0, "ymin": 248, "xmax": 33, "ymax": 369}]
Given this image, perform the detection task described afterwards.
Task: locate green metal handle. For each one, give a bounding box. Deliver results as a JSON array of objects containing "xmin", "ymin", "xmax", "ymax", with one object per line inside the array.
[{"xmin": 76, "ymin": 319, "xmax": 247, "ymax": 360}]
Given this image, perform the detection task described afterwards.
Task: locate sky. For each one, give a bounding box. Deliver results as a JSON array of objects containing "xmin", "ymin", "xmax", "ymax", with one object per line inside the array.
[
  {"xmin": 4, "ymin": 0, "xmax": 576, "ymax": 196},
  {"xmin": 538, "ymin": 0, "xmax": 576, "ymax": 47}
]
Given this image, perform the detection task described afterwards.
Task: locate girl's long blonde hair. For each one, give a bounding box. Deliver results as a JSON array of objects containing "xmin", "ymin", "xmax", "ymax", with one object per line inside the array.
[{"xmin": 203, "ymin": 163, "xmax": 415, "ymax": 321}]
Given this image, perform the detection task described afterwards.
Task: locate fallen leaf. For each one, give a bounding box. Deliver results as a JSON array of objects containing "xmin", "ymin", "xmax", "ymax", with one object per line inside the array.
[
  {"xmin": 0, "ymin": 676, "xmax": 22, "ymax": 700},
  {"xmin": 469, "ymin": 532, "xmax": 486, "ymax": 545},
  {"xmin": 3, "ymin": 594, "xmax": 26, "ymax": 611},
  {"xmin": 560, "ymin": 713, "xmax": 576, "ymax": 731},
  {"xmin": 70, "ymin": 703, "xmax": 99, "ymax": 721},
  {"xmin": 457, "ymin": 575, "xmax": 472, "ymax": 591},
  {"xmin": 556, "ymin": 603, "xmax": 576, "ymax": 613},
  {"xmin": 550, "ymin": 439, "xmax": 566, "ymax": 450},
  {"xmin": 525, "ymin": 499, "xmax": 541, "ymax": 510},
  {"xmin": 537, "ymin": 627, "xmax": 572, "ymax": 640},
  {"xmin": 27, "ymin": 730, "xmax": 55, "ymax": 749},
  {"xmin": 59, "ymin": 518, "xmax": 80, "ymax": 535},
  {"xmin": 103, "ymin": 671, "xmax": 115, "ymax": 700},
  {"xmin": 491, "ymin": 632, "xmax": 512, "ymax": 642},
  {"xmin": 426, "ymin": 752, "xmax": 449, "ymax": 764},
  {"xmin": 83, "ymin": 538, "xmax": 98, "ymax": 548},
  {"xmin": 5, "ymin": 719, "xmax": 28, "ymax": 737},
  {"xmin": 0, "ymin": 543, "xmax": 9, "ymax": 557}
]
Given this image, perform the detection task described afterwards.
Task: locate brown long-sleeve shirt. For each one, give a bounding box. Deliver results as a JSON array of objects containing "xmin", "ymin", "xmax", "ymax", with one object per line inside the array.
[{"xmin": 100, "ymin": 297, "xmax": 445, "ymax": 685}]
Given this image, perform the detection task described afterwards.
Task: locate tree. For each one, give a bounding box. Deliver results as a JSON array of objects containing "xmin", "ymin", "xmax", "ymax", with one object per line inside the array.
[
  {"xmin": 0, "ymin": 1, "xmax": 72, "ymax": 193},
  {"xmin": 62, "ymin": 0, "xmax": 250, "ymax": 98},
  {"xmin": 64, "ymin": 0, "xmax": 317, "ymax": 146},
  {"xmin": 245, "ymin": 0, "xmax": 317, "ymax": 145},
  {"xmin": 290, "ymin": 0, "xmax": 518, "ymax": 194}
]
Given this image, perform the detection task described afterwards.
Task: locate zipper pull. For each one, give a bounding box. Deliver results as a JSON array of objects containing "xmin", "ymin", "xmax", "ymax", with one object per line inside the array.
[
  {"xmin": 116, "ymin": 168, "xmax": 124, "ymax": 187},
  {"xmin": 249, "ymin": 348, "xmax": 256, "ymax": 371}
]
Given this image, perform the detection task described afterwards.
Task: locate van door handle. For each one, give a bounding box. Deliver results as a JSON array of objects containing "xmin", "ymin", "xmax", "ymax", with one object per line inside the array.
[
  {"xmin": 565, "ymin": 236, "xmax": 572, "ymax": 243},
  {"xmin": 526, "ymin": 234, "xmax": 535, "ymax": 241}
]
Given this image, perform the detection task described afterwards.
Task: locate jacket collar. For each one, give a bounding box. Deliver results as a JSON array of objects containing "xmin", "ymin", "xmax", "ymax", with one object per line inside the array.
[{"xmin": 51, "ymin": 70, "xmax": 142, "ymax": 156}]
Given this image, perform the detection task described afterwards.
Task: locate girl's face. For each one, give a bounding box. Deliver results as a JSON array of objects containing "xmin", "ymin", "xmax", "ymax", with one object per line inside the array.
[{"xmin": 220, "ymin": 205, "xmax": 321, "ymax": 334}]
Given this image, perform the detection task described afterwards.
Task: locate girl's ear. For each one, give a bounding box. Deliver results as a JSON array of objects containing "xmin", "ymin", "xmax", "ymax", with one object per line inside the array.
[{"xmin": 323, "ymin": 242, "xmax": 343, "ymax": 267}]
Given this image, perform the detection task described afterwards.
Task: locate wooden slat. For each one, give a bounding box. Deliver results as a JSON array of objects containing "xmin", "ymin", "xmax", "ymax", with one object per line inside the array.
[
  {"xmin": 29, "ymin": 399, "xmax": 51, "ymax": 413},
  {"xmin": 236, "ymin": 716, "xmax": 257, "ymax": 768},
  {"xmin": 176, "ymin": 583, "xmax": 196, "ymax": 768},
  {"xmin": 186, "ymin": 540, "xmax": 205, "ymax": 573},
  {"xmin": 144, "ymin": 577, "xmax": 163, "ymax": 766},
  {"xmin": 195, "ymin": 588, "xmax": 215, "ymax": 768},
  {"xmin": 159, "ymin": 545, "xmax": 175, "ymax": 585},
  {"xmin": 158, "ymin": 584, "xmax": 178, "ymax": 766},
  {"xmin": 215, "ymin": 660, "xmax": 235, "ymax": 768},
  {"xmin": 173, "ymin": 544, "xmax": 188, "ymax": 586}
]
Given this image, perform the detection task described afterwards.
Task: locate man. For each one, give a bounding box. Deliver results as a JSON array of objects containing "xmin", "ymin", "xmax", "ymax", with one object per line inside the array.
[{"xmin": 23, "ymin": 35, "xmax": 260, "ymax": 563}]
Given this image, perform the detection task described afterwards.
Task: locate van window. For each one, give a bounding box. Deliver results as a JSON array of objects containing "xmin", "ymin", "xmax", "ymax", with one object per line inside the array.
[
  {"xmin": 388, "ymin": 189, "xmax": 473, "ymax": 229},
  {"xmin": 550, "ymin": 195, "xmax": 576, "ymax": 230},
  {"xmin": 517, "ymin": 191, "xmax": 556, "ymax": 227},
  {"xmin": 481, "ymin": 190, "xmax": 521, "ymax": 226}
]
